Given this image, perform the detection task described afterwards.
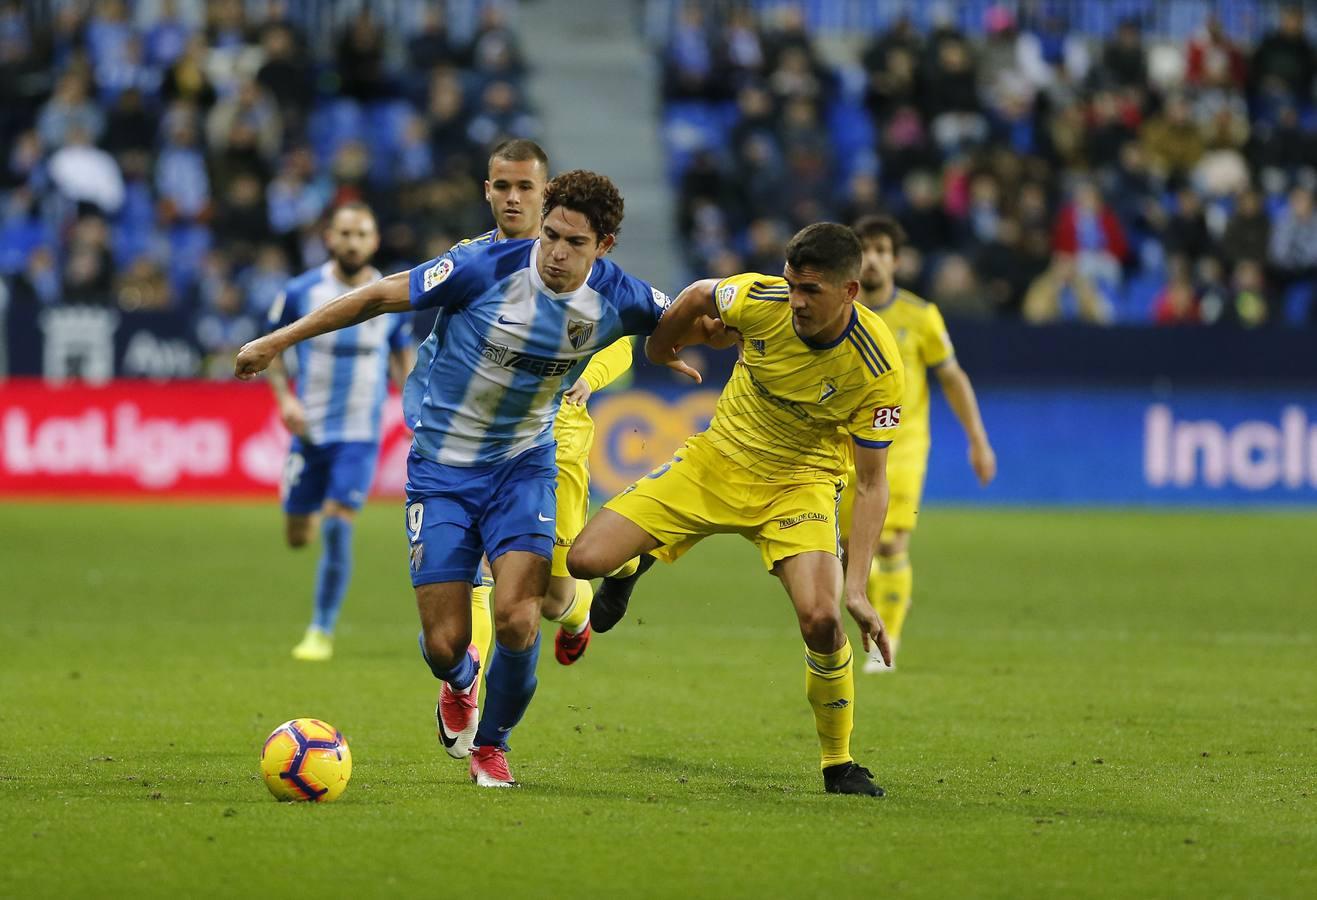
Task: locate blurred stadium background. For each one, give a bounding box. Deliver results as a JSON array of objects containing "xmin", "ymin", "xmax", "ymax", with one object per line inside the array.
[{"xmin": 2, "ymin": 0, "xmax": 1315, "ymax": 504}]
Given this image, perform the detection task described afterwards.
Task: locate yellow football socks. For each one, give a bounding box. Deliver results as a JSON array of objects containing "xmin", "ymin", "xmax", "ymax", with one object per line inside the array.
[
  {"xmin": 804, "ymin": 640, "xmax": 855, "ymax": 768},
  {"xmin": 551, "ymin": 579, "xmax": 594, "ymax": 635},
  {"xmin": 608, "ymin": 557, "xmax": 640, "ymax": 579},
  {"xmin": 470, "ymin": 578, "xmax": 494, "ymax": 680},
  {"xmin": 871, "ymin": 553, "xmax": 913, "ymax": 642}
]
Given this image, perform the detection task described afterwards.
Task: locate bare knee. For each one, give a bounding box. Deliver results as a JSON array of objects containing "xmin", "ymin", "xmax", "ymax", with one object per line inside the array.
[
  {"xmin": 421, "ymin": 622, "xmax": 471, "ymax": 670},
  {"xmin": 797, "ymin": 608, "xmax": 844, "ymax": 653},
  {"xmin": 322, "ymin": 501, "xmax": 356, "ymax": 524},
  {"xmin": 566, "ymin": 542, "xmax": 607, "ymax": 580},
  {"xmin": 494, "ymin": 596, "xmax": 542, "ymax": 650},
  {"xmin": 286, "ymin": 515, "xmax": 313, "ymax": 548}
]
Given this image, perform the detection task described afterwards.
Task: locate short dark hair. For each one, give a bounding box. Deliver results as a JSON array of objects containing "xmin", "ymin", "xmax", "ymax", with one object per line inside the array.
[
  {"xmin": 329, "ymin": 201, "xmax": 375, "ymax": 224},
  {"xmin": 785, "ymin": 222, "xmax": 861, "ymax": 281},
  {"xmin": 488, "ymin": 138, "xmax": 548, "ymax": 173},
  {"xmin": 851, "ymin": 214, "xmax": 906, "ymax": 253},
  {"xmin": 542, "ymin": 169, "xmax": 625, "ymax": 243}
]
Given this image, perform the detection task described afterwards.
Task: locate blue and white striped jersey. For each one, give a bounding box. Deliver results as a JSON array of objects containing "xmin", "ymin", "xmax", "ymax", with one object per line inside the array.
[
  {"xmin": 405, "ymin": 238, "xmax": 669, "ymax": 466},
  {"xmin": 268, "ymin": 262, "xmax": 411, "ymax": 445}
]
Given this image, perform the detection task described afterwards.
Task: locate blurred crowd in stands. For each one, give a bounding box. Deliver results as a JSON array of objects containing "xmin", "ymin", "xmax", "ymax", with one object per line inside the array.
[
  {"xmin": 0, "ymin": 0, "xmax": 530, "ymax": 373},
  {"xmin": 660, "ymin": 1, "xmax": 1317, "ymax": 327},
  {"xmin": 4, "ymin": 0, "xmax": 1316, "ymax": 380}
]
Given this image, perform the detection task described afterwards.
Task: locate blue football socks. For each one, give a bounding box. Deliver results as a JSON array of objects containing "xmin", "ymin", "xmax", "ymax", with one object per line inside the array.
[
  {"xmin": 475, "ymin": 634, "xmax": 541, "ymax": 750},
  {"xmin": 311, "ymin": 516, "xmax": 354, "ymax": 632}
]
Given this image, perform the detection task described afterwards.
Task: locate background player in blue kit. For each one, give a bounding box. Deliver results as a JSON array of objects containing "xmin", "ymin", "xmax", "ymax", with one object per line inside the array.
[
  {"xmin": 264, "ymin": 203, "xmax": 414, "ymax": 662},
  {"xmin": 236, "ymin": 171, "xmax": 718, "ymax": 787}
]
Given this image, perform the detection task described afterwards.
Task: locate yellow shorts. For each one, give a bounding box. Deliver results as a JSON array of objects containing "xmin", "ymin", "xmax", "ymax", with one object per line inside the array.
[
  {"xmin": 838, "ymin": 445, "xmax": 927, "ymax": 540},
  {"xmin": 552, "ymin": 403, "xmax": 595, "ymax": 578},
  {"xmin": 603, "ymin": 436, "xmax": 844, "ymax": 572}
]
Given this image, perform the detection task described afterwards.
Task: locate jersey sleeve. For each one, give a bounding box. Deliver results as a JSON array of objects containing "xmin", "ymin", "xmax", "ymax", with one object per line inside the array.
[
  {"xmin": 848, "ymin": 364, "xmax": 906, "ymax": 448},
  {"xmin": 265, "ymin": 286, "xmax": 300, "ymax": 332},
  {"xmin": 613, "ymin": 276, "xmax": 672, "ymax": 336},
  {"xmin": 920, "ymin": 303, "xmax": 954, "ymax": 369},
  {"xmin": 408, "ymin": 243, "xmax": 487, "ymax": 311},
  {"xmin": 581, "ymin": 337, "xmax": 633, "ymax": 392},
  {"xmin": 713, "ymin": 273, "xmax": 785, "ymax": 337}
]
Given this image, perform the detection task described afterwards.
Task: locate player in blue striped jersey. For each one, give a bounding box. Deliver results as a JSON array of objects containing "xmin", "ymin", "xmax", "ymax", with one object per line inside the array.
[
  {"xmin": 236, "ymin": 170, "xmax": 722, "ymax": 787},
  {"xmin": 263, "ymin": 203, "xmax": 414, "ymax": 662}
]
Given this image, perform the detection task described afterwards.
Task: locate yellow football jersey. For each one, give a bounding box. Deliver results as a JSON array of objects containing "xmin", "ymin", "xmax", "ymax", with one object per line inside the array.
[
  {"xmin": 868, "ymin": 288, "xmax": 952, "ymax": 445},
  {"xmin": 703, "ymin": 273, "xmax": 905, "ymax": 483},
  {"xmin": 556, "ymin": 337, "xmax": 632, "ymax": 463}
]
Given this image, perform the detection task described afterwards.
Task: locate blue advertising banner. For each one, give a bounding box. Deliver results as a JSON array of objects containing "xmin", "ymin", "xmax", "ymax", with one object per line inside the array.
[
  {"xmin": 586, "ymin": 381, "xmax": 1317, "ymax": 507},
  {"xmin": 923, "ymin": 386, "xmax": 1317, "ymax": 506},
  {"xmin": 3, "ymin": 303, "xmax": 202, "ymax": 380}
]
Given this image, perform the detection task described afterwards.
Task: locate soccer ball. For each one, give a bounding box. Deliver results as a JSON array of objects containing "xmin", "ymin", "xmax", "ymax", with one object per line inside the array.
[{"xmin": 260, "ymin": 718, "xmax": 352, "ymax": 802}]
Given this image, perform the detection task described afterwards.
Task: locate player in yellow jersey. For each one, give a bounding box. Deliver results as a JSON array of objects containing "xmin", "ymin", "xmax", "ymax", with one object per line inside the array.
[
  {"xmin": 838, "ymin": 215, "xmax": 996, "ymax": 673},
  {"xmin": 569, "ymin": 224, "xmax": 905, "ymax": 796},
  {"xmin": 433, "ymin": 140, "xmax": 636, "ymax": 758}
]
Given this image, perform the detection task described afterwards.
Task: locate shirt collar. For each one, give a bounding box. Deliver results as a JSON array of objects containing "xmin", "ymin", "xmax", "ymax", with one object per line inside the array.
[{"xmin": 795, "ymin": 307, "xmax": 858, "ymax": 350}]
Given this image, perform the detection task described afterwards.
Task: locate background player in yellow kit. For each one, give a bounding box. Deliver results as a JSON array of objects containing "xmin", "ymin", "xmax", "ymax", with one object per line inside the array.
[
  {"xmin": 839, "ymin": 215, "xmax": 996, "ymax": 673},
  {"xmin": 435, "ymin": 140, "xmax": 636, "ymax": 757},
  {"xmin": 569, "ymin": 224, "xmax": 905, "ymax": 796}
]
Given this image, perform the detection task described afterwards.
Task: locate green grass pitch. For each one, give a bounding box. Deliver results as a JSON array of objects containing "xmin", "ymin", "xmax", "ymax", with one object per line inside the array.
[{"xmin": 1, "ymin": 502, "xmax": 1314, "ymax": 898}]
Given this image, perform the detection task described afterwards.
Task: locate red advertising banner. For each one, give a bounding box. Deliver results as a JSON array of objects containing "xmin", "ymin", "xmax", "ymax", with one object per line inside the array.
[{"xmin": 0, "ymin": 379, "xmax": 411, "ymax": 498}]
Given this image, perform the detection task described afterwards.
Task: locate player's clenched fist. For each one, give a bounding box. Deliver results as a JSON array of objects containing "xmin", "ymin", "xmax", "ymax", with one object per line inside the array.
[{"xmin": 234, "ymin": 336, "xmax": 279, "ymax": 380}]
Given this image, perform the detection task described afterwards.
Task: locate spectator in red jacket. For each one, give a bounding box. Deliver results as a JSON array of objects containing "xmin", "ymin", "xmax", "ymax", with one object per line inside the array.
[
  {"xmin": 1153, "ymin": 256, "xmax": 1202, "ymax": 325},
  {"xmin": 1186, "ymin": 14, "xmax": 1247, "ymax": 90},
  {"xmin": 1051, "ymin": 181, "xmax": 1130, "ymax": 261},
  {"xmin": 1024, "ymin": 182, "xmax": 1128, "ymax": 324}
]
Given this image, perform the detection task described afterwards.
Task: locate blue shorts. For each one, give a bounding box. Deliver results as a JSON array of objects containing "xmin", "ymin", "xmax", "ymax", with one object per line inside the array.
[
  {"xmin": 281, "ymin": 439, "xmax": 380, "ymax": 515},
  {"xmin": 404, "ymin": 442, "xmax": 557, "ymax": 587}
]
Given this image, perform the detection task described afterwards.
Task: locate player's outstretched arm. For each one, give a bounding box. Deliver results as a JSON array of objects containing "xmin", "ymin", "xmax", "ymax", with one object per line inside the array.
[
  {"xmin": 644, "ymin": 278, "xmax": 735, "ymax": 382},
  {"xmin": 266, "ymin": 355, "xmax": 306, "ymax": 437},
  {"xmin": 235, "ymin": 272, "xmax": 412, "ymax": 380},
  {"xmin": 934, "ymin": 359, "xmax": 996, "ymax": 486},
  {"xmin": 846, "ymin": 442, "xmax": 893, "ymax": 665}
]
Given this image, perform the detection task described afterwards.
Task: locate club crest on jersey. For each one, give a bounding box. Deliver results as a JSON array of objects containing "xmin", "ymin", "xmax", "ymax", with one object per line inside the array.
[
  {"xmin": 749, "ymin": 338, "xmax": 766, "ymax": 354},
  {"xmin": 652, "ymin": 287, "xmax": 672, "ymax": 310},
  {"xmin": 819, "ymin": 379, "xmax": 837, "ymax": 402},
  {"xmin": 423, "ymin": 258, "xmax": 454, "ymax": 292},
  {"xmin": 873, "ymin": 406, "xmax": 902, "ymax": 428},
  {"xmin": 567, "ymin": 319, "xmax": 594, "ymax": 349},
  {"xmin": 716, "ymin": 284, "xmax": 736, "ymax": 313}
]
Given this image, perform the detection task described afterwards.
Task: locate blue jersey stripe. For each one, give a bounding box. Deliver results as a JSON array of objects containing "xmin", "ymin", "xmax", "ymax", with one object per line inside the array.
[
  {"xmin": 855, "ymin": 326, "xmax": 890, "ymax": 373},
  {"xmin": 408, "ymin": 328, "xmax": 456, "ymax": 450},
  {"xmin": 324, "ymin": 323, "xmax": 360, "ymax": 441},
  {"xmin": 477, "ymin": 285, "xmax": 568, "ymax": 458},
  {"xmin": 846, "ymin": 334, "xmax": 882, "ymax": 378},
  {"xmin": 283, "ymin": 264, "xmax": 396, "ymax": 444},
  {"xmin": 852, "ymin": 323, "xmax": 891, "ymax": 373}
]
